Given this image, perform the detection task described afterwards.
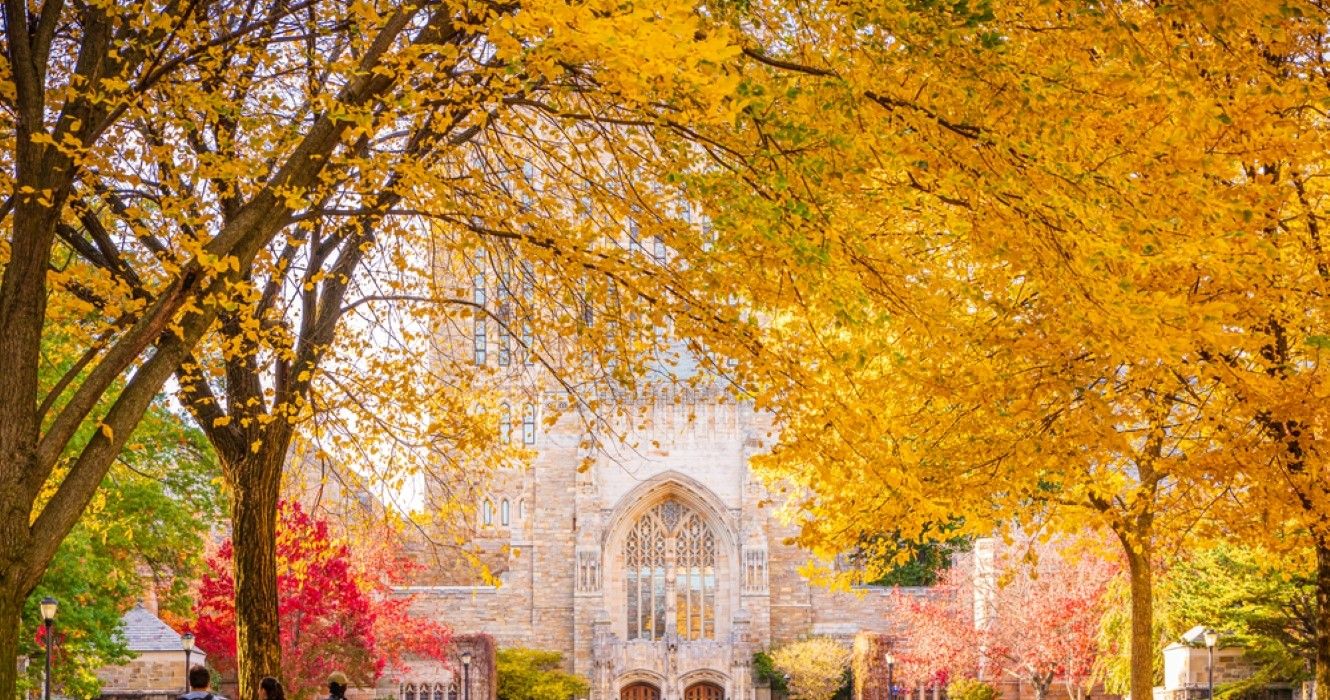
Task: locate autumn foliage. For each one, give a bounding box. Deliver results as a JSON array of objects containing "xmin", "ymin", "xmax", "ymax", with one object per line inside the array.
[
  {"xmin": 771, "ymin": 637, "xmax": 852, "ymax": 700},
  {"xmin": 893, "ymin": 540, "xmax": 1117, "ymax": 700},
  {"xmin": 193, "ymin": 502, "xmax": 448, "ymax": 697}
]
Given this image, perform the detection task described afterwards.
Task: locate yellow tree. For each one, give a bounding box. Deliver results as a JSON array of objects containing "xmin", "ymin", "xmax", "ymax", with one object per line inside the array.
[
  {"xmin": 685, "ymin": 5, "xmax": 1330, "ymax": 700},
  {"xmin": 0, "ymin": 1, "xmax": 680, "ymax": 697},
  {"xmin": 0, "ymin": 1, "xmax": 586, "ymax": 697},
  {"xmin": 772, "ymin": 637, "xmax": 852, "ymax": 700},
  {"xmin": 47, "ymin": 1, "xmax": 781, "ymax": 697}
]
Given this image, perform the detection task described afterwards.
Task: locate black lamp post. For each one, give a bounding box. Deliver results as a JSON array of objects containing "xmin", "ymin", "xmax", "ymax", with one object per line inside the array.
[
  {"xmin": 182, "ymin": 633, "xmax": 195, "ymax": 691},
  {"xmin": 461, "ymin": 651, "xmax": 472, "ymax": 700},
  {"xmin": 1204, "ymin": 630, "xmax": 1219, "ymax": 700},
  {"xmin": 884, "ymin": 652, "xmax": 895, "ymax": 700},
  {"xmin": 40, "ymin": 597, "xmax": 57, "ymax": 700}
]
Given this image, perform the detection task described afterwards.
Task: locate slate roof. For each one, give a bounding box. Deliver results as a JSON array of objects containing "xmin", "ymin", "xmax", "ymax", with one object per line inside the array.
[{"xmin": 119, "ymin": 603, "xmax": 203, "ymax": 655}]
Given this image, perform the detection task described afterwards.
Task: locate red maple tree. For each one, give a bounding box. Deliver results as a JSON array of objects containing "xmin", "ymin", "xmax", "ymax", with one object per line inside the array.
[
  {"xmin": 893, "ymin": 538, "xmax": 1118, "ymax": 700},
  {"xmin": 192, "ymin": 502, "xmax": 450, "ymax": 697}
]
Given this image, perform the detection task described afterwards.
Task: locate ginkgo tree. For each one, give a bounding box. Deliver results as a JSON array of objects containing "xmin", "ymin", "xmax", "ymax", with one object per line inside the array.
[
  {"xmin": 0, "ymin": 2, "xmax": 515, "ymax": 698},
  {"xmin": 1, "ymin": 2, "xmax": 769, "ymax": 700},
  {"xmin": 693, "ymin": 5, "xmax": 1330, "ymax": 700}
]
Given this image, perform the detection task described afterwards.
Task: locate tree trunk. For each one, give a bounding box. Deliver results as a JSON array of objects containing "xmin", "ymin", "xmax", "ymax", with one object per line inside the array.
[
  {"xmin": 229, "ymin": 444, "xmax": 287, "ymax": 700},
  {"xmin": 1125, "ymin": 543, "xmax": 1155, "ymax": 700},
  {"xmin": 0, "ymin": 585, "xmax": 22, "ymax": 700},
  {"xmin": 1314, "ymin": 532, "xmax": 1330, "ymax": 700}
]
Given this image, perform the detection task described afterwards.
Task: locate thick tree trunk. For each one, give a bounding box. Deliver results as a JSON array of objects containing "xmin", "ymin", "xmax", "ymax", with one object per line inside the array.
[
  {"xmin": 1314, "ymin": 533, "xmax": 1330, "ymax": 700},
  {"xmin": 0, "ymin": 585, "xmax": 22, "ymax": 700},
  {"xmin": 1125, "ymin": 544, "xmax": 1155, "ymax": 700},
  {"xmin": 229, "ymin": 444, "xmax": 287, "ymax": 700}
]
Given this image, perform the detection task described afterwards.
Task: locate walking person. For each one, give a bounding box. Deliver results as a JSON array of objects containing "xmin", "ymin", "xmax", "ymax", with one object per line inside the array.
[
  {"xmin": 259, "ymin": 677, "xmax": 285, "ymax": 700},
  {"xmin": 325, "ymin": 672, "xmax": 349, "ymax": 700},
  {"xmin": 178, "ymin": 666, "xmax": 227, "ymax": 700}
]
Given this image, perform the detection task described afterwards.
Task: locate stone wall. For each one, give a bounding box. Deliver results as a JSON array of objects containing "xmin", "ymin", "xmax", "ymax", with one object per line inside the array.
[
  {"xmin": 376, "ymin": 635, "xmax": 498, "ymax": 700},
  {"xmin": 97, "ymin": 651, "xmax": 191, "ymax": 694}
]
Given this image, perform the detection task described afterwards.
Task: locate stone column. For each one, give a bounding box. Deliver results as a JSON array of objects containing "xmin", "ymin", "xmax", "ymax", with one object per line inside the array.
[
  {"xmin": 593, "ymin": 609, "xmax": 616, "ymax": 700},
  {"xmin": 731, "ymin": 610, "xmax": 754, "ymax": 700}
]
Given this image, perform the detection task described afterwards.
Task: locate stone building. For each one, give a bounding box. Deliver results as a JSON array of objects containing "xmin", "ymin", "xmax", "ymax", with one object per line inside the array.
[
  {"xmin": 96, "ymin": 604, "xmax": 204, "ymax": 700},
  {"xmin": 383, "ymin": 390, "xmax": 910, "ymax": 700}
]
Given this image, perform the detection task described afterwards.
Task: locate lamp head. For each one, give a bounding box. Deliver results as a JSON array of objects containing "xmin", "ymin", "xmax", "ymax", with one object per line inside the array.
[
  {"xmin": 40, "ymin": 597, "xmax": 57, "ymax": 623},
  {"xmin": 461, "ymin": 651, "xmax": 472, "ymax": 668},
  {"xmin": 182, "ymin": 632, "xmax": 194, "ymax": 651},
  {"xmin": 1204, "ymin": 630, "xmax": 1219, "ymax": 649},
  {"xmin": 884, "ymin": 652, "xmax": 894, "ymax": 666}
]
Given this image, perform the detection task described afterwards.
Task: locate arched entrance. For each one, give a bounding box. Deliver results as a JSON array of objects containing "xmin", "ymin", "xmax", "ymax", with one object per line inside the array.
[
  {"xmin": 621, "ymin": 683, "xmax": 661, "ymax": 700},
  {"xmin": 684, "ymin": 683, "xmax": 724, "ymax": 700}
]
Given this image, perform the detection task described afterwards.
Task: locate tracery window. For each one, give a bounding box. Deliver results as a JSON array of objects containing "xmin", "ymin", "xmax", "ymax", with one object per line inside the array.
[
  {"xmin": 624, "ymin": 498, "xmax": 717, "ymax": 641},
  {"xmin": 403, "ymin": 685, "xmax": 417, "ymax": 700}
]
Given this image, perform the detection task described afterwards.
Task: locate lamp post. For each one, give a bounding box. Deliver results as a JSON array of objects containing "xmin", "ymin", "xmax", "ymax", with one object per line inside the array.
[
  {"xmin": 181, "ymin": 633, "xmax": 195, "ymax": 691},
  {"xmin": 884, "ymin": 653, "xmax": 895, "ymax": 700},
  {"xmin": 461, "ymin": 651, "xmax": 472, "ymax": 700},
  {"xmin": 40, "ymin": 597, "xmax": 57, "ymax": 700},
  {"xmin": 1204, "ymin": 630, "xmax": 1219, "ymax": 700}
]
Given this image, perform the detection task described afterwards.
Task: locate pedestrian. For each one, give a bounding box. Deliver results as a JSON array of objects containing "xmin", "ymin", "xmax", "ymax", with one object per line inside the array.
[
  {"xmin": 259, "ymin": 677, "xmax": 285, "ymax": 700},
  {"xmin": 325, "ymin": 672, "xmax": 349, "ymax": 700},
  {"xmin": 178, "ymin": 666, "xmax": 227, "ymax": 700}
]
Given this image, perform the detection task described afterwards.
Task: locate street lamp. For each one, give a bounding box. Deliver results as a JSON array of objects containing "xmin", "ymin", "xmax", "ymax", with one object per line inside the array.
[
  {"xmin": 461, "ymin": 651, "xmax": 472, "ymax": 700},
  {"xmin": 40, "ymin": 597, "xmax": 57, "ymax": 700},
  {"xmin": 884, "ymin": 652, "xmax": 895, "ymax": 700},
  {"xmin": 1204, "ymin": 630, "xmax": 1219, "ymax": 700},
  {"xmin": 181, "ymin": 633, "xmax": 195, "ymax": 691}
]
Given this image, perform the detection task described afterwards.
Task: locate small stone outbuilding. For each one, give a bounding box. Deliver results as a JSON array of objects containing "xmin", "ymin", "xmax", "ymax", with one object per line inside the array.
[{"xmin": 96, "ymin": 603, "xmax": 204, "ymax": 700}]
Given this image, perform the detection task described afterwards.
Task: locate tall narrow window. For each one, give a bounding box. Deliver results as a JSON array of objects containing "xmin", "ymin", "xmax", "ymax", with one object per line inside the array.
[
  {"xmin": 501, "ymin": 499, "xmax": 510, "ymax": 526},
  {"xmin": 521, "ymin": 407, "xmax": 537, "ymax": 444},
  {"xmin": 628, "ymin": 220, "xmax": 642, "ymax": 255},
  {"xmin": 473, "ymin": 250, "xmax": 486, "ymax": 306},
  {"xmin": 520, "ymin": 161, "xmax": 536, "ymax": 207},
  {"xmin": 473, "ymin": 318, "xmax": 486, "ymax": 365},
  {"xmin": 523, "ymin": 404, "xmax": 536, "ymax": 445},
  {"xmin": 498, "ymin": 327, "xmax": 512, "ymax": 366},
  {"xmin": 482, "ymin": 499, "xmax": 493, "ymax": 526},
  {"xmin": 404, "ymin": 685, "xmax": 417, "ymax": 700},
  {"xmin": 499, "ymin": 404, "xmax": 512, "ymax": 444},
  {"xmin": 653, "ymin": 236, "xmax": 667, "ymax": 264},
  {"xmin": 624, "ymin": 499, "xmax": 718, "ymax": 641},
  {"xmin": 434, "ymin": 684, "xmax": 445, "ymax": 700},
  {"xmin": 522, "ymin": 322, "xmax": 535, "ymax": 365},
  {"xmin": 519, "ymin": 499, "xmax": 527, "ymax": 520}
]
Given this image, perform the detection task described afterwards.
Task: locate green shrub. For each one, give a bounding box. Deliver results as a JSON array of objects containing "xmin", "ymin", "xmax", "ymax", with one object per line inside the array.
[{"xmin": 754, "ymin": 651, "xmax": 789, "ymax": 693}]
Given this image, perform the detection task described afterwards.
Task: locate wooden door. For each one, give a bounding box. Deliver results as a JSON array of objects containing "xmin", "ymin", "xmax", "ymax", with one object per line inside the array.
[
  {"xmin": 685, "ymin": 683, "xmax": 724, "ymax": 700},
  {"xmin": 622, "ymin": 683, "xmax": 660, "ymax": 700}
]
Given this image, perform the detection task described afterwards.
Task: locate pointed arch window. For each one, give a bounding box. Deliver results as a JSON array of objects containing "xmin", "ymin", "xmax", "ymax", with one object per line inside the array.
[
  {"xmin": 404, "ymin": 685, "xmax": 417, "ymax": 700},
  {"xmin": 501, "ymin": 499, "xmax": 511, "ymax": 526},
  {"xmin": 482, "ymin": 499, "xmax": 493, "ymax": 526},
  {"xmin": 624, "ymin": 498, "xmax": 717, "ymax": 641}
]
